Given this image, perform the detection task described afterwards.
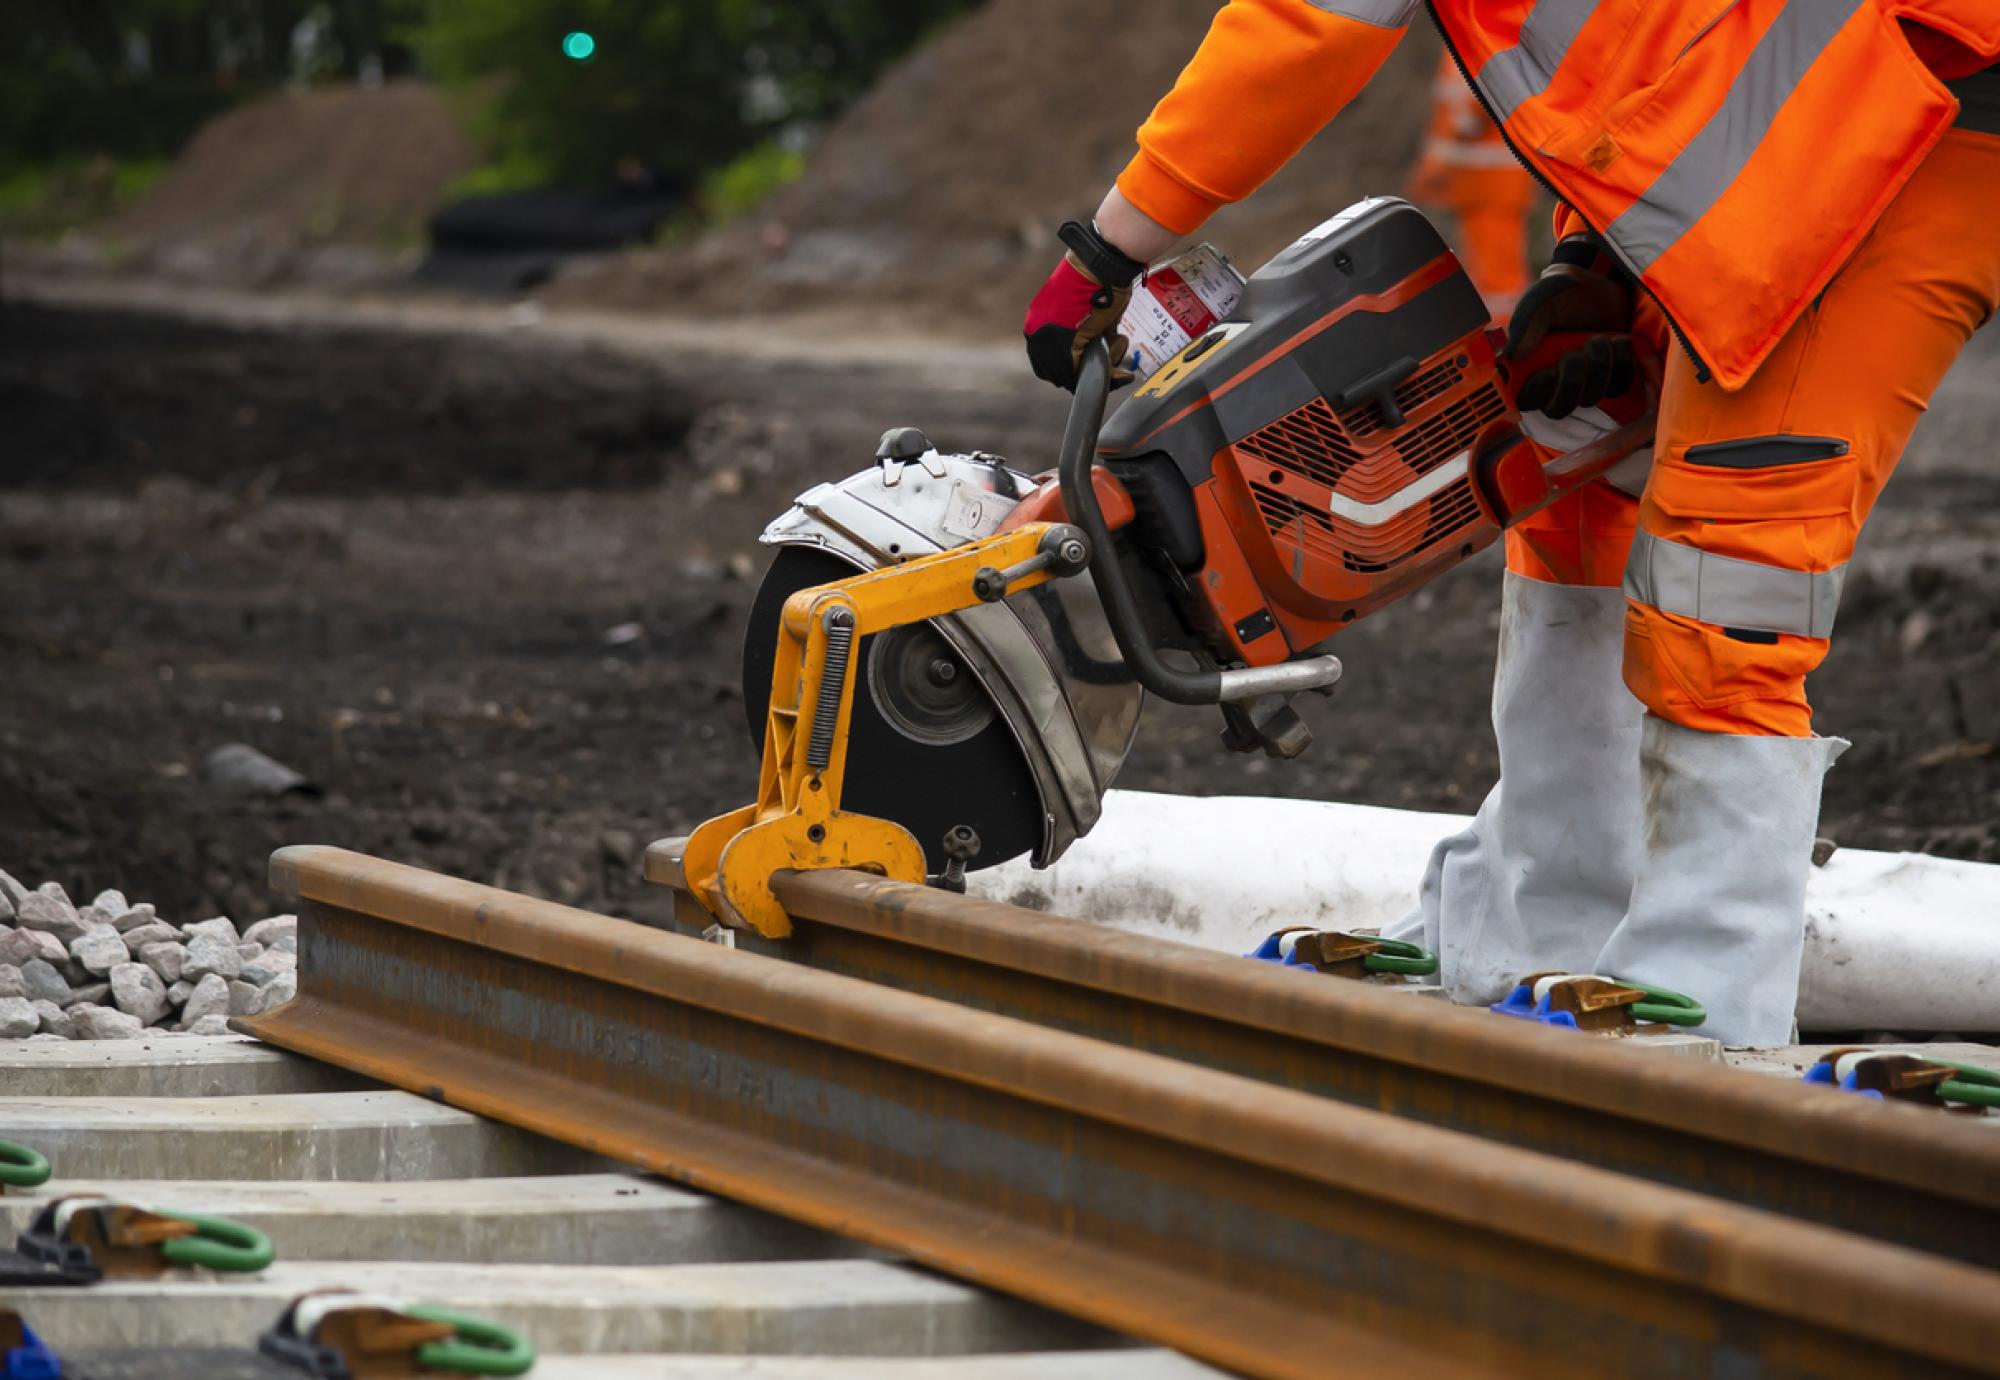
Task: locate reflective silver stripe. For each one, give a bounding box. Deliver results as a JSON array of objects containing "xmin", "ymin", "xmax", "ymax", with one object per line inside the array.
[
  {"xmin": 1623, "ymin": 529, "xmax": 1844, "ymax": 639},
  {"xmin": 1300, "ymin": 0, "xmax": 1421, "ymax": 27},
  {"xmin": 1326, "ymin": 450, "xmax": 1469, "ymax": 526},
  {"xmin": 1474, "ymin": 0, "xmax": 1600, "ymax": 122},
  {"xmin": 1608, "ymin": 0, "xmax": 1865, "ymax": 272}
]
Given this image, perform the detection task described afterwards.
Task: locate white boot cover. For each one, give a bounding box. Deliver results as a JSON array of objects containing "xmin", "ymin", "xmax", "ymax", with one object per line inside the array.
[
  {"xmin": 1385, "ymin": 573, "xmax": 1644, "ymax": 1004},
  {"xmin": 1593, "ymin": 717, "xmax": 1848, "ymax": 1046}
]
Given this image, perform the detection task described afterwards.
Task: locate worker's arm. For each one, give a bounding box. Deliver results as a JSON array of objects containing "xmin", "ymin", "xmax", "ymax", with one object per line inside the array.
[
  {"xmin": 1026, "ymin": 0, "xmax": 1416, "ymax": 390},
  {"xmin": 1110, "ymin": 0, "xmax": 1418, "ymax": 248}
]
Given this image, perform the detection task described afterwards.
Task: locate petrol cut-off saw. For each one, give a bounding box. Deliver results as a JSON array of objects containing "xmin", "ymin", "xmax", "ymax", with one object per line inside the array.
[{"xmin": 686, "ymin": 198, "xmax": 1652, "ymax": 936}]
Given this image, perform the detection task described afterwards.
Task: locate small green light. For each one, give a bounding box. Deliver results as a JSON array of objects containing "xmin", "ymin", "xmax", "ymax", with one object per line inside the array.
[{"xmin": 562, "ymin": 31, "xmax": 596, "ymax": 61}]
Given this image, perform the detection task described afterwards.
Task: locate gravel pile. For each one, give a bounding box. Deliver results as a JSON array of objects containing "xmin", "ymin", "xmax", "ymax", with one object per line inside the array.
[{"xmin": 0, "ymin": 868, "xmax": 296, "ymax": 1041}]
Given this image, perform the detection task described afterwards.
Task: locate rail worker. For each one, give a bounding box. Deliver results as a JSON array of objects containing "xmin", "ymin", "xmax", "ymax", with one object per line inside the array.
[
  {"xmin": 1022, "ymin": 3, "xmax": 2000, "ymax": 1044},
  {"xmin": 1405, "ymin": 50, "xmax": 1537, "ymax": 317}
]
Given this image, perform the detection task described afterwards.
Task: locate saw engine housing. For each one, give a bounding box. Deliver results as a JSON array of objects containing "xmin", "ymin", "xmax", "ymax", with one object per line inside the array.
[{"xmin": 1081, "ymin": 197, "xmax": 1553, "ymax": 669}]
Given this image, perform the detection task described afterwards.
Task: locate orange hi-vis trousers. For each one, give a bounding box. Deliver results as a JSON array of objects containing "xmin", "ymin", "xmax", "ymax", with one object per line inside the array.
[{"xmin": 1506, "ymin": 126, "xmax": 2000, "ymax": 737}]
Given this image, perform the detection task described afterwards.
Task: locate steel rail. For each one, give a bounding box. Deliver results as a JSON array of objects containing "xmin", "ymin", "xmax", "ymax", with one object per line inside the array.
[
  {"xmin": 640, "ymin": 847, "xmax": 2000, "ymax": 1269},
  {"xmin": 245, "ymin": 846, "xmax": 2000, "ymax": 1380}
]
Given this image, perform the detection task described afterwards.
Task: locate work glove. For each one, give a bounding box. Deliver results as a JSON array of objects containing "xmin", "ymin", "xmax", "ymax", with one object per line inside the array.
[
  {"xmin": 1504, "ymin": 235, "xmax": 1640, "ymax": 420},
  {"xmin": 1023, "ymin": 220, "xmax": 1145, "ymax": 391},
  {"xmin": 1505, "ymin": 234, "xmax": 1659, "ymax": 494}
]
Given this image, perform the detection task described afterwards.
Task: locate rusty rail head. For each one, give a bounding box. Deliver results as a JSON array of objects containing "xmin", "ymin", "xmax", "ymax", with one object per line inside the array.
[
  {"xmin": 249, "ymin": 847, "xmax": 2000, "ymax": 1379},
  {"xmin": 767, "ymin": 869, "xmax": 2000, "ymax": 1244}
]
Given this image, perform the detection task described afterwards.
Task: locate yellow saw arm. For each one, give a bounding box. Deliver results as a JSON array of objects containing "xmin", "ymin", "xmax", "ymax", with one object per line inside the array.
[{"xmin": 685, "ymin": 521, "xmax": 1090, "ymax": 937}]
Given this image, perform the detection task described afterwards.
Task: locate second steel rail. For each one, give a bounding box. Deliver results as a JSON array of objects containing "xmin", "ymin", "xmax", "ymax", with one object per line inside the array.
[{"xmin": 643, "ymin": 842, "xmax": 2000, "ymax": 1268}]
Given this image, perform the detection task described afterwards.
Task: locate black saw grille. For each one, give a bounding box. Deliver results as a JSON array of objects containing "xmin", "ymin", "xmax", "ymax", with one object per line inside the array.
[
  {"xmin": 1233, "ymin": 397, "xmax": 1364, "ymax": 490},
  {"xmin": 1391, "ymin": 384, "xmax": 1508, "ymax": 474}
]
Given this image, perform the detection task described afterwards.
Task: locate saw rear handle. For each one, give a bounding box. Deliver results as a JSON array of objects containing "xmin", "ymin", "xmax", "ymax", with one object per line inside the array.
[{"xmin": 1059, "ymin": 339, "xmax": 1344, "ymax": 708}]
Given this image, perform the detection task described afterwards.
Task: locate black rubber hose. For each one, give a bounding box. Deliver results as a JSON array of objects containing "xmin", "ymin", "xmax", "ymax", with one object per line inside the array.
[{"xmin": 1058, "ymin": 340, "xmax": 1224, "ymax": 705}]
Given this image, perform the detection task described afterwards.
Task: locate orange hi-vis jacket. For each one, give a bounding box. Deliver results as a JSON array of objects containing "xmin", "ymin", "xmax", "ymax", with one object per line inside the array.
[{"xmin": 1116, "ymin": 1, "xmax": 2000, "ymax": 391}]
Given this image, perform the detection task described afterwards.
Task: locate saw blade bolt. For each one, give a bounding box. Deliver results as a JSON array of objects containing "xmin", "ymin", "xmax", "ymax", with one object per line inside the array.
[
  {"xmin": 932, "ymin": 825, "xmax": 982, "ymax": 893},
  {"xmin": 1044, "ymin": 523, "xmax": 1092, "ymax": 576}
]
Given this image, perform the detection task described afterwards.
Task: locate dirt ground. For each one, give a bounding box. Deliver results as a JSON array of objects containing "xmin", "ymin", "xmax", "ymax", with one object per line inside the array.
[{"xmin": 3, "ymin": 297, "xmax": 1996, "ymax": 930}]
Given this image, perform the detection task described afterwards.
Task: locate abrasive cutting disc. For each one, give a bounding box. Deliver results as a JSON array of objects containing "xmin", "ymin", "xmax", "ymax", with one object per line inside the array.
[{"xmin": 740, "ymin": 546, "xmax": 1046, "ymax": 875}]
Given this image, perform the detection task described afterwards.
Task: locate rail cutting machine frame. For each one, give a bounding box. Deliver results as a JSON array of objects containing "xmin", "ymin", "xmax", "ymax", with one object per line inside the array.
[{"xmin": 698, "ymin": 198, "xmax": 1659, "ymax": 935}]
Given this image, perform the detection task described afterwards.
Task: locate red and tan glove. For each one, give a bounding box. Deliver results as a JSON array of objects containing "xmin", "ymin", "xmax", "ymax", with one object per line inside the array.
[{"xmin": 1023, "ymin": 220, "xmax": 1145, "ymax": 391}]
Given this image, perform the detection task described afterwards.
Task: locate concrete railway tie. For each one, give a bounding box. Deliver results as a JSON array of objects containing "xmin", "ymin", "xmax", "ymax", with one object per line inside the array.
[{"xmin": 0, "ymin": 1035, "xmax": 1210, "ymax": 1375}]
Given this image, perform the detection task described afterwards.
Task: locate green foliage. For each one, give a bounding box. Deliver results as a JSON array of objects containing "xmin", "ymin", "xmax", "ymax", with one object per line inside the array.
[
  {"xmin": 0, "ymin": 1, "xmax": 427, "ymax": 163},
  {"xmin": 699, "ymin": 140, "xmax": 807, "ymax": 223},
  {"xmin": 0, "ymin": 156, "xmax": 165, "ymax": 236},
  {"xmin": 414, "ymin": 2, "xmax": 753, "ymax": 189},
  {"xmin": 649, "ymin": 138, "xmax": 808, "ymax": 245},
  {"xmin": 4, "ymin": 0, "xmax": 979, "ymax": 226},
  {"xmin": 411, "ymin": 0, "xmax": 976, "ymax": 190},
  {"xmin": 442, "ymin": 148, "xmax": 556, "ymax": 201}
]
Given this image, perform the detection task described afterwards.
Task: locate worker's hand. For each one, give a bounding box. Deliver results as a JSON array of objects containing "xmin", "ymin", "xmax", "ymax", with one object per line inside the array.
[
  {"xmin": 1024, "ymin": 221, "xmax": 1145, "ymax": 391},
  {"xmin": 1504, "ymin": 238, "xmax": 1639, "ymax": 420}
]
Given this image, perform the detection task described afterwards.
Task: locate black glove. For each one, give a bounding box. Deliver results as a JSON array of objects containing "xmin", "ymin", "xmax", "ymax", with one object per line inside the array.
[{"xmin": 1505, "ymin": 235, "xmax": 1639, "ymax": 420}]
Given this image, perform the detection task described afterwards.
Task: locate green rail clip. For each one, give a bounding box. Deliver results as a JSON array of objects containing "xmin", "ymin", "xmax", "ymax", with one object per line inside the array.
[
  {"xmin": 1614, "ymin": 980, "xmax": 1707, "ymax": 1028},
  {"xmin": 1936, "ymin": 1060, "xmax": 2000, "ymax": 1111},
  {"xmin": 1361, "ymin": 936, "xmax": 1440, "ymax": 978},
  {"xmin": 159, "ymin": 1212, "xmax": 276, "ymax": 1272},
  {"xmin": 0, "ymin": 1140, "xmax": 51, "ymax": 1191},
  {"xmin": 406, "ymin": 1305, "xmax": 537, "ymax": 1376}
]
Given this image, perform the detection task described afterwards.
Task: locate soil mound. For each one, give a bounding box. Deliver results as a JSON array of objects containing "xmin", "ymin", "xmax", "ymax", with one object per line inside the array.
[
  {"xmin": 548, "ymin": 2, "xmax": 1442, "ymax": 333},
  {"xmin": 110, "ymin": 81, "xmax": 473, "ymax": 283}
]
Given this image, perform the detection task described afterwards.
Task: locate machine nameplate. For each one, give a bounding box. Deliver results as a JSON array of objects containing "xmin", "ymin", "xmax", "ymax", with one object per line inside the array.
[{"xmin": 941, "ymin": 479, "xmax": 1017, "ymax": 542}]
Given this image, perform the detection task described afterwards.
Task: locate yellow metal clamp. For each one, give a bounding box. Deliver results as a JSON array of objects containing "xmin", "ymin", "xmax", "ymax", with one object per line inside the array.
[{"xmin": 686, "ymin": 521, "xmax": 1089, "ymax": 937}]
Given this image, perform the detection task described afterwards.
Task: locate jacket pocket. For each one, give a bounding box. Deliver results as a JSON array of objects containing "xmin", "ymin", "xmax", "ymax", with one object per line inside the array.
[{"xmin": 1535, "ymin": 2, "xmax": 1743, "ymax": 170}]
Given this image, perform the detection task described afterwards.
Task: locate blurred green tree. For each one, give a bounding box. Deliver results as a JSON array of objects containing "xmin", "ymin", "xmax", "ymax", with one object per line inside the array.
[
  {"xmin": 1, "ymin": 0, "xmax": 428, "ymax": 161},
  {"xmin": 3, "ymin": 0, "xmax": 977, "ymax": 196},
  {"xmin": 411, "ymin": 0, "xmax": 977, "ymax": 189}
]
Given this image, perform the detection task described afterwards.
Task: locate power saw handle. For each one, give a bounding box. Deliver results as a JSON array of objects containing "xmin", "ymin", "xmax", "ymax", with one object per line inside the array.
[{"xmin": 1058, "ymin": 339, "xmax": 1343, "ymax": 707}]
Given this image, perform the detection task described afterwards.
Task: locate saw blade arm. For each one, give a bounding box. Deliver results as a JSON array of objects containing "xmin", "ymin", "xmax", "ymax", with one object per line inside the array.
[{"xmin": 687, "ymin": 521, "xmax": 1091, "ymax": 938}]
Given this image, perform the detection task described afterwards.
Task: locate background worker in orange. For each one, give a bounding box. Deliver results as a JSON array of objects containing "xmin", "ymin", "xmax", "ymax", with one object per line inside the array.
[
  {"xmin": 1405, "ymin": 50, "xmax": 1536, "ymax": 317},
  {"xmin": 1022, "ymin": 3, "xmax": 2000, "ymax": 1044}
]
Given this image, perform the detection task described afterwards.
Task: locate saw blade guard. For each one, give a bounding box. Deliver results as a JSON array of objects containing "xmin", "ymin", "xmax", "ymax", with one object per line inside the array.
[{"xmin": 754, "ymin": 448, "xmax": 1144, "ymax": 871}]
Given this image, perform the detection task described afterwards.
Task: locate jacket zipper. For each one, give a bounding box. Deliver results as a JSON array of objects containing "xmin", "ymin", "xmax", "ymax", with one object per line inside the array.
[{"xmin": 1423, "ymin": 3, "xmax": 1714, "ymax": 383}]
